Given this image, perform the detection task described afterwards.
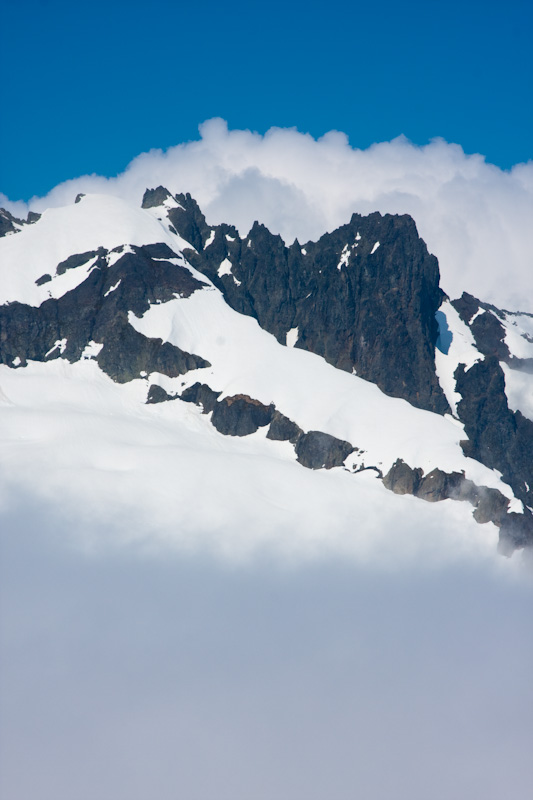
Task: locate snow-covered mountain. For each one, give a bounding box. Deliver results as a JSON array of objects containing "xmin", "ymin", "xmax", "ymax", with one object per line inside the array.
[{"xmin": 1, "ymin": 189, "xmax": 532, "ymax": 559}]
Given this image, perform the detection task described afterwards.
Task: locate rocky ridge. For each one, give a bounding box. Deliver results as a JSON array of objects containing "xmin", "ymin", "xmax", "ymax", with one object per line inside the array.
[{"xmin": 1, "ymin": 189, "xmax": 532, "ymax": 553}]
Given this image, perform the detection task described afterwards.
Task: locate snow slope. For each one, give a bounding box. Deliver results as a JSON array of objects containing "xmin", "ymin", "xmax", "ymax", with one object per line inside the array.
[
  {"xmin": 0, "ymin": 358, "xmax": 500, "ymax": 566},
  {"xmin": 0, "ymin": 195, "xmax": 193, "ymax": 306},
  {"xmin": 0, "ymin": 191, "xmax": 530, "ymax": 564}
]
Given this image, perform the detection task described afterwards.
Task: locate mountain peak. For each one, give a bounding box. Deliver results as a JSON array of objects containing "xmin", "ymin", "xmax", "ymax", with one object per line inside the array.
[{"xmin": 0, "ymin": 189, "xmax": 531, "ymax": 555}]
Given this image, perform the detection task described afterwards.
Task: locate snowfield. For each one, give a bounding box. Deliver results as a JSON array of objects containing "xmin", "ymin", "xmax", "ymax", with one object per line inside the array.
[
  {"xmin": 0, "ymin": 191, "xmax": 531, "ymax": 567},
  {"xmin": 0, "ymin": 358, "xmax": 501, "ymax": 566}
]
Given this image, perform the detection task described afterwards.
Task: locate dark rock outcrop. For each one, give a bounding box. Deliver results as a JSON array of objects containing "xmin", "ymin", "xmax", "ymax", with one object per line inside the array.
[
  {"xmin": 56, "ymin": 249, "xmax": 103, "ymax": 275},
  {"xmin": 0, "ymin": 208, "xmax": 41, "ymax": 236},
  {"xmin": 471, "ymin": 488, "xmax": 510, "ymax": 525},
  {"xmin": 266, "ymin": 410, "xmax": 303, "ymax": 444},
  {"xmin": 452, "ymin": 294, "xmax": 510, "ymax": 360},
  {"xmin": 0, "ymin": 208, "xmax": 24, "ymax": 237},
  {"xmin": 499, "ymin": 511, "xmax": 533, "ymax": 553},
  {"xmin": 0, "ymin": 243, "xmax": 210, "ymax": 383},
  {"xmin": 383, "ymin": 459, "xmax": 423, "ymax": 495},
  {"xmin": 452, "ymin": 292, "xmax": 481, "ymax": 324},
  {"xmin": 168, "ymin": 193, "xmax": 212, "ymax": 251},
  {"xmin": 180, "ymin": 382, "xmax": 221, "ymax": 414},
  {"xmin": 141, "ymin": 186, "xmax": 172, "ymax": 209},
  {"xmin": 454, "ymin": 357, "xmax": 533, "ymax": 509},
  {"xmin": 383, "ymin": 458, "xmax": 511, "ymax": 529},
  {"xmin": 452, "ymin": 292, "xmax": 533, "ymax": 370},
  {"xmin": 180, "ymin": 386, "xmax": 351, "ymax": 469},
  {"xmin": 469, "ymin": 311, "xmax": 510, "ymax": 361},
  {"xmin": 146, "ymin": 384, "xmax": 176, "ymax": 404},
  {"xmin": 211, "ymin": 394, "xmax": 274, "ymax": 437},
  {"xmin": 163, "ymin": 191, "xmax": 448, "ymax": 414},
  {"xmin": 295, "ymin": 431, "xmax": 353, "ymax": 470}
]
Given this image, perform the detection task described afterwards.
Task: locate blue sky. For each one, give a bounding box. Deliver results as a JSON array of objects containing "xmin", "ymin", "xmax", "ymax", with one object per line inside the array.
[{"xmin": 1, "ymin": 0, "xmax": 531, "ymax": 201}]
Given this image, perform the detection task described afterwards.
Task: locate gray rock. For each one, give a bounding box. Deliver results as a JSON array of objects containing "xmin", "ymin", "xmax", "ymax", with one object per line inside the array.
[
  {"xmin": 383, "ymin": 459, "xmax": 423, "ymax": 495},
  {"xmin": 141, "ymin": 186, "xmax": 171, "ymax": 209},
  {"xmin": 146, "ymin": 384, "xmax": 175, "ymax": 404},
  {"xmin": 183, "ymin": 204, "xmax": 449, "ymax": 415},
  {"xmin": 211, "ymin": 395, "xmax": 274, "ymax": 436},
  {"xmin": 180, "ymin": 382, "xmax": 221, "ymax": 414},
  {"xmin": 295, "ymin": 431, "xmax": 353, "ymax": 470},
  {"xmin": 266, "ymin": 410, "xmax": 302, "ymax": 443}
]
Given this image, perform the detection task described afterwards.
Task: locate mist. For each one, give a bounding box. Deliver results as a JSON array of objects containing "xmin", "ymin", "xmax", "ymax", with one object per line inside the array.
[{"xmin": 1, "ymin": 509, "xmax": 532, "ymax": 800}]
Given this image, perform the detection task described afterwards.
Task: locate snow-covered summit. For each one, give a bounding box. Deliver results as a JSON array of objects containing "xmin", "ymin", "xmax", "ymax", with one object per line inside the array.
[{"xmin": 0, "ymin": 189, "xmax": 531, "ymax": 558}]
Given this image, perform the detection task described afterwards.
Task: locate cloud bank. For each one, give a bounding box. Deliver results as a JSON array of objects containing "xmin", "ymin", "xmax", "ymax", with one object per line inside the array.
[
  {"xmin": 1, "ymin": 518, "xmax": 533, "ymax": 800},
  {"xmin": 3, "ymin": 119, "xmax": 532, "ymax": 311}
]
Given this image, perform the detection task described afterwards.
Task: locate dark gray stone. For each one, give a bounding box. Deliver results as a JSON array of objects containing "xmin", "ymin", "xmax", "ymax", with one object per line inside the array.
[
  {"xmin": 0, "ymin": 208, "xmax": 24, "ymax": 237},
  {"xmin": 472, "ymin": 488, "xmax": 509, "ymax": 525},
  {"xmin": 266, "ymin": 410, "xmax": 303, "ymax": 443},
  {"xmin": 452, "ymin": 292, "xmax": 481, "ymax": 323},
  {"xmin": 182, "ymin": 201, "xmax": 449, "ymax": 414},
  {"xmin": 0, "ymin": 243, "xmax": 210, "ymax": 384},
  {"xmin": 211, "ymin": 395, "xmax": 274, "ymax": 437},
  {"xmin": 455, "ymin": 357, "xmax": 533, "ymax": 509},
  {"xmin": 56, "ymin": 249, "xmax": 102, "ymax": 276},
  {"xmin": 469, "ymin": 310, "xmax": 510, "ymax": 360},
  {"xmin": 383, "ymin": 459, "xmax": 511, "ymax": 528},
  {"xmin": 416, "ymin": 468, "xmax": 460, "ymax": 502},
  {"xmin": 383, "ymin": 459, "xmax": 423, "ymax": 495},
  {"xmin": 167, "ymin": 193, "xmax": 211, "ymax": 251},
  {"xmin": 180, "ymin": 382, "xmax": 221, "ymax": 414},
  {"xmin": 295, "ymin": 431, "xmax": 353, "ymax": 470},
  {"xmin": 499, "ymin": 511, "xmax": 533, "ymax": 553},
  {"xmin": 146, "ymin": 384, "xmax": 175, "ymax": 404},
  {"xmin": 141, "ymin": 186, "xmax": 171, "ymax": 209}
]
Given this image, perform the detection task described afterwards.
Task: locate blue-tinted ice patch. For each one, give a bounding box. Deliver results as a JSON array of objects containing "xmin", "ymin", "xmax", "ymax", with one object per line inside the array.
[{"xmin": 435, "ymin": 310, "xmax": 452, "ymax": 354}]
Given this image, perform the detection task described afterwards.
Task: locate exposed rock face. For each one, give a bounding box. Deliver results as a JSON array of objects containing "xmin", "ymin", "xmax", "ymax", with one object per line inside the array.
[
  {"xmin": 446, "ymin": 291, "xmax": 533, "ymax": 547},
  {"xmin": 56, "ymin": 249, "xmax": 103, "ymax": 275},
  {"xmin": 2, "ymin": 193, "xmax": 532, "ymax": 554},
  {"xmin": 211, "ymin": 395, "xmax": 274, "ymax": 436},
  {"xmin": 180, "ymin": 382, "xmax": 221, "ymax": 414},
  {"xmin": 0, "ymin": 208, "xmax": 40, "ymax": 237},
  {"xmin": 141, "ymin": 186, "xmax": 171, "ymax": 209},
  {"xmin": 179, "ymin": 385, "xmax": 353, "ymax": 469},
  {"xmin": 168, "ymin": 193, "xmax": 212, "ymax": 251},
  {"xmin": 452, "ymin": 291, "xmax": 533, "ymax": 372},
  {"xmin": 383, "ymin": 459, "xmax": 423, "ymax": 495},
  {"xmin": 452, "ymin": 293, "xmax": 510, "ymax": 360},
  {"xmin": 295, "ymin": 431, "xmax": 354, "ymax": 470},
  {"xmin": 146, "ymin": 384, "xmax": 176, "ymax": 404},
  {"xmin": 163, "ymin": 192, "xmax": 448, "ymax": 414},
  {"xmin": 452, "ymin": 292, "xmax": 482, "ymax": 324},
  {"xmin": 0, "ymin": 243, "xmax": 210, "ymax": 383},
  {"xmin": 469, "ymin": 311, "xmax": 510, "ymax": 361},
  {"xmin": 499, "ymin": 511, "xmax": 533, "ymax": 553},
  {"xmin": 454, "ymin": 357, "xmax": 533, "ymax": 510},
  {"xmin": 266, "ymin": 410, "xmax": 303, "ymax": 444},
  {"xmin": 0, "ymin": 208, "xmax": 24, "ymax": 237},
  {"xmin": 471, "ymin": 488, "xmax": 510, "ymax": 526},
  {"xmin": 383, "ymin": 459, "xmax": 511, "ymax": 529}
]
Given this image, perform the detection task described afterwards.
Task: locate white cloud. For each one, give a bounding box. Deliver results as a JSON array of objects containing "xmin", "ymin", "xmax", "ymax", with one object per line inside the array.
[
  {"xmin": 2, "ymin": 119, "xmax": 532, "ymax": 310},
  {"xmin": 1, "ymin": 518, "xmax": 532, "ymax": 800}
]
